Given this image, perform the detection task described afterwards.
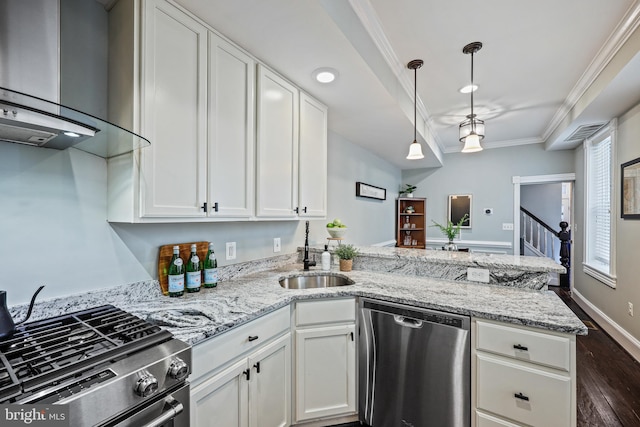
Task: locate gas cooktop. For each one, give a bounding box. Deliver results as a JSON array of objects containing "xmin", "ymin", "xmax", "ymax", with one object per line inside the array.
[{"xmin": 0, "ymin": 305, "xmax": 172, "ymax": 403}]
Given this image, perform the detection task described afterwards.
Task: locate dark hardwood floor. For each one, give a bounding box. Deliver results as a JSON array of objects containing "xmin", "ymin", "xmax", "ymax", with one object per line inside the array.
[
  {"xmin": 330, "ymin": 288, "xmax": 640, "ymax": 427},
  {"xmin": 551, "ymin": 286, "xmax": 640, "ymax": 427}
]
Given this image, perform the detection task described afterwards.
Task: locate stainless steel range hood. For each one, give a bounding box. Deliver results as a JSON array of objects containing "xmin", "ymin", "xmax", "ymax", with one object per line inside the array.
[
  {"xmin": 0, "ymin": 87, "xmax": 150, "ymax": 158},
  {"xmin": 0, "ymin": 0, "xmax": 150, "ymax": 159}
]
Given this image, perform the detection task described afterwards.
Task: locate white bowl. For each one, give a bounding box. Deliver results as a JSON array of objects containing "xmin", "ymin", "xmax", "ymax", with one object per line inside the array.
[{"xmin": 327, "ymin": 227, "xmax": 347, "ymax": 238}]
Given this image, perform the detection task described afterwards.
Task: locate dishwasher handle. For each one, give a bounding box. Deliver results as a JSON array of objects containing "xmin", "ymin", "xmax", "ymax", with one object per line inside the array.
[{"xmin": 393, "ymin": 315, "xmax": 423, "ymax": 328}]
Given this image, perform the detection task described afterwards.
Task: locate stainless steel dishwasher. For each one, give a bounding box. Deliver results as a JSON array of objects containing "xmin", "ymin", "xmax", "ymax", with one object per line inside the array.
[{"xmin": 358, "ymin": 298, "xmax": 470, "ymax": 427}]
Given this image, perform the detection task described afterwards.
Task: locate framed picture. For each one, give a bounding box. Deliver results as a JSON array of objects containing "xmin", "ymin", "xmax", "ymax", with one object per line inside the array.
[
  {"xmin": 621, "ymin": 157, "xmax": 640, "ymax": 219},
  {"xmin": 448, "ymin": 194, "xmax": 472, "ymax": 228},
  {"xmin": 355, "ymin": 182, "xmax": 386, "ymax": 200}
]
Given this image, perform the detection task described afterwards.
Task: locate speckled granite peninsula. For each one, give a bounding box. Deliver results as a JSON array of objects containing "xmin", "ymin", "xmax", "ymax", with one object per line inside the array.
[
  {"xmin": 10, "ymin": 252, "xmax": 586, "ymax": 347},
  {"xmin": 306, "ymin": 245, "xmax": 565, "ymax": 290}
]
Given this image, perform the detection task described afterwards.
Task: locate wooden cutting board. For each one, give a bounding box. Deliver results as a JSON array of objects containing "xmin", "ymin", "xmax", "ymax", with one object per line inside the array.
[{"xmin": 158, "ymin": 241, "xmax": 209, "ymax": 295}]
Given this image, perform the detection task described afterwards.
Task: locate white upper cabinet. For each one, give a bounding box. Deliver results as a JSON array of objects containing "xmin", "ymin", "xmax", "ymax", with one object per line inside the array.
[
  {"xmin": 140, "ymin": 0, "xmax": 208, "ymax": 217},
  {"xmin": 207, "ymin": 34, "xmax": 255, "ymax": 218},
  {"xmin": 107, "ymin": 0, "xmax": 326, "ymax": 222},
  {"xmin": 256, "ymin": 65, "xmax": 299, "ymax": 218},
  {"xmin": 298, "ymin": 93, "xmax": 328, "ymax": 218}
]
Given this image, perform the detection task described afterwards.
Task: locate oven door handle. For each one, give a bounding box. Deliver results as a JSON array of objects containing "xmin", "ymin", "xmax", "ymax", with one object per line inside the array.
[{"xmin": 140, "ymin": 395, "xmax": 184, "ymax": 427}]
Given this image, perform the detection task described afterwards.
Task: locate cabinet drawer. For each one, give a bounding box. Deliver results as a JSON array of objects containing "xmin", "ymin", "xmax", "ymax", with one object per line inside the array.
[
  {"xmin": 191, "ymin": 306, "xmax": 290, "ymax": 385},
  {"xmin": 476, "ymin": 410, "xmax": 522, "ymax": 427},
  {"xmin": 477, "ymin": 353, "xmax": 570, "ymax": 427},
  {"xmin": 476, "ymin": 320, "xmax": 571, "ymax": 371},
  {"xmin": 296, "ymin": 298, "xmax": 355, "ymax": 326}
]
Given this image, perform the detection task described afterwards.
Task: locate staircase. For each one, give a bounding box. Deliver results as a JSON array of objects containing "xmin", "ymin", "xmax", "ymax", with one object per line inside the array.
[{"xmin": 520, "ymin": 207, "xmax": 571, "ymax": 288}]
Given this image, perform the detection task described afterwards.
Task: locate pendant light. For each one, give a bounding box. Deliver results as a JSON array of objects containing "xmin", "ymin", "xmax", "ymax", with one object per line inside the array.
[
  {"xmin": 406, "ymin": 59, "xmax": 424, "ymax": 160},
  {"xmin": 459, "ymin": 42, "xmax": 484, "ymax": 153}
]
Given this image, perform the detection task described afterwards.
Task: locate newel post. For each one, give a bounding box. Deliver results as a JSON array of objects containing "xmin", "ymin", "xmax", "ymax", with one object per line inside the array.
[{"xmin": 558, "ymin": 221, "xmax": 571, "ymax": 288}]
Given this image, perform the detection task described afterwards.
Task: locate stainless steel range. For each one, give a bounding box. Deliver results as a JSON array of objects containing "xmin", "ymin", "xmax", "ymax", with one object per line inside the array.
[{"xmin": 0, "ymin": 305, "xmax": 191, "ymax": 426}]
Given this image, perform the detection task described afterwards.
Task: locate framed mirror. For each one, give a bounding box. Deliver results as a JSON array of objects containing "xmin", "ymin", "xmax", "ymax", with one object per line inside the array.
[
  {"xmin": 622, "ymin": 157, "xmax": 640, "ymax": 219},
  {"xmin": 448, "ymin": 195, "xmax": 472, "ymax": 228}
]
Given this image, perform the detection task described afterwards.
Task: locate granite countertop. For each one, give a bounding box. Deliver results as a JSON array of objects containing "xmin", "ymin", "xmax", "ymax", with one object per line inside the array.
[
  {"xmin": 307, "ymin": 245, "xmax": 566, "ymax": 274},
  {"xmin": 15, "ymin": 262, "xmax": 587, "ymax": 347}
]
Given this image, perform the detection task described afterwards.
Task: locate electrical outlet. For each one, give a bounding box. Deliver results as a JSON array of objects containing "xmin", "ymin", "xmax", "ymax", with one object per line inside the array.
[
  {"xmin": 273, "ymin": 237, "xmax": 281, "ymax": 253},
  {"xmin": 629, "ymin": 302, "xmax": 634, "ymax": 317},
  {"xmin": 502, "ymin": 223, "xmax": 514, "ymax": 231},
  {"xmin": 467, "ymin": 268, "xmax": 490, "ymax": 283},
  {"xmin": 226, "ymin": 242, "xmax": 236, "ymax": 260}
]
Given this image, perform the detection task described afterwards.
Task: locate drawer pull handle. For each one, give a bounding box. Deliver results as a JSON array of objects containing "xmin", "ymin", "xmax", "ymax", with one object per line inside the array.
[
  {"xmin": 514, "ymin": 392, "xmax": 530, "ymax": 402},
  {"xmin": 513, "ymin": 344, "xmax": 528, "ymax": 351},
  {"xmin": 254, "ymin": 362, "xmax": 260, "ymax": 373},
  {"xmin": 243, "ymin": 369, "xmax": 250, "ymax": 381},
  {"xmin": 248, "ymin": 335, "xmax": 259, "ymax": 342}
]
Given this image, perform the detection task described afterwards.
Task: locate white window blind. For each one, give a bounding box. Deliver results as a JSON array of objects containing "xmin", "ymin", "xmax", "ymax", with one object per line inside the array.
[{"xmin": 585, "ymin": 130, "xmax": 613, "ymax": 280}]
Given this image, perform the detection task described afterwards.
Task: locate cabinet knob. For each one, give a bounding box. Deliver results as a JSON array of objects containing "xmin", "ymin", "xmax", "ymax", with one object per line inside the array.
[
  {"xmin": 294, "ymin": 207, "xmax": 299, "ymax": 214},
  {"xmin": 303, "ymin": 206, "xmax": 307, "ymax": 213},
  {"xmin": 213, "ymin": 202, "xmax": 219, "ymax": 212},
  {"xmin": 201, "ymin": 202, "xmax": 208, "ymax": 212},
  {"xmin": 253, "ymin": 362, "xmax": 260, "ymax": 373},
  {"xmin": 248, "ymin": 335, "xmax": 259, "ymax": 342},
  {"xmin": 513, "ymin": 344, "xmax": 529, "ymax": 351},
  {"xmin": 514, "ymin": 392, "xmax": 530, "ymax": 402}
]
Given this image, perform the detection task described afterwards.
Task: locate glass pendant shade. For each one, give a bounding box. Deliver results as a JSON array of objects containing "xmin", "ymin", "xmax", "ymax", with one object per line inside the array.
[
  {"xmin": 406, "ymin": 140, "xmax": 424, "ymax": 159},
  {"xmin": 461, "ymin": 132, "xmax": 483, "ymax": 153},
  {"xmin": 458, "ymin": 115, "xmax": 485, "ymax": 142}
]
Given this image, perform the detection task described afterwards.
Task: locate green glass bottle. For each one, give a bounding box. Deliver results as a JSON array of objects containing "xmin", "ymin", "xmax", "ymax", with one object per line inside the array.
[
  {"xmin": 186, "ymin": 244, "xmax": 202, "ymax": 293},
  {"xmin": 203, "ymin": 242, "xmax": 219, "ymax": 288},
  {"xmin": 167, "ymin": 245, "xmax": 185, "ymax": 297}
]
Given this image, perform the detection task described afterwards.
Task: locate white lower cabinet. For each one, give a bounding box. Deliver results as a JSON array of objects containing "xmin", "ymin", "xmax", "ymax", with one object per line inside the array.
[
  {"xmin": 294, "ymin": 299, "xmax": 357, "ymax": 423},
  {"xmin": 473, "ymin": 319, "xmax": 576, "ymax": 427},
  {"xmin": 191, "ymin": 333, "xmax": 291, "ymax": 427}
]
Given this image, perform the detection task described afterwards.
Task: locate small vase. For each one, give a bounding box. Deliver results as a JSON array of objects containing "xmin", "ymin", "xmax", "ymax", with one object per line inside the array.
[
  {"xmin": 339, "ymin": 259, "xmax": 353, "ymax": 272},
  {"xmin": 406, "ymin": 193, "xmax": 414, "ymax": 198},
  {"xmin": 444, "ymin": 240, "xmax": 457, "ymax": 251}
]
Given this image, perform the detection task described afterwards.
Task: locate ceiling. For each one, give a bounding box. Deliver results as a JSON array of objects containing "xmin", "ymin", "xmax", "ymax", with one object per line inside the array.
[{"xmin": 174, "ymin": 0, "xmax": 640, "ymax": 170}]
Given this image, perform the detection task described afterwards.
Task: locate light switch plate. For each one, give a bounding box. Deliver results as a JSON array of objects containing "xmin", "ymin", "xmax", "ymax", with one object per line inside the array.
[
  {"xmin": 226, "ymin": 242, "xmax": 236, "ymax": 260},
  {"xmin": 467, "ymin": 267, "xmax": 490, "ymax": 283},
  {"xmin": 273, "ymin": 237, "xmax": 281, "ymax": 253}
]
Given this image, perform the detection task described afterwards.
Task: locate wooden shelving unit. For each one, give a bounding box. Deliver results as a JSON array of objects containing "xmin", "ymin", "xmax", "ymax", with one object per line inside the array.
[{"xmin": 396, "ymin": 197, "xmax": 426, "ymax": 249}]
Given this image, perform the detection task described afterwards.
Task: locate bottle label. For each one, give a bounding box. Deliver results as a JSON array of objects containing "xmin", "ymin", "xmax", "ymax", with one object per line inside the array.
[
  {"xmin": 168, "ymin": 274, "xmax": 184, "ymax": 292},
  {"xmin": 209, "ymin": 253, "xmax": 216, "ymax": 261},
  {"xmin": 173, "ymin": 258, "xmax": 183, "ymax": 267},
  {"xmin": 204, "ymin": 268, "xmax": 219, "ymax": 284},
  {"xmin": 191, "ymin": 255, "xmax": 199, "ymax": 263},
  {"xmin": 186, "ymin": 271, "xmax": 201, "ymax": 289}
]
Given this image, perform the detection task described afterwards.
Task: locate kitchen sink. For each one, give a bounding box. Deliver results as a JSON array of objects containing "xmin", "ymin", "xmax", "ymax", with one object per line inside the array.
[{"xmin": 279, "ymin": 274, "xmax": 355, "ymax": 289}]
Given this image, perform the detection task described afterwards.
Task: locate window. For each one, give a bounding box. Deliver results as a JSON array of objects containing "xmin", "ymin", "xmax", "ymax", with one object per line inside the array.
[{"xmin": 583, "ymin": 121, "xmax": 616, "ymax": 287}]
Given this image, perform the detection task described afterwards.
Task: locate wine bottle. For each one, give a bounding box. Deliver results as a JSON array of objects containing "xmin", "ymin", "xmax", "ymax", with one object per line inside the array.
[
  {"xmin": 186, "ymin": 244, "xmax": 202, "ymax": 293},
  {"xmin": 203, "ymin": 242, "xmax": 219, "ymax": 288},
  {"xmin": 167, "ymin": 245, "xmax": 185, "ymax": 297}
]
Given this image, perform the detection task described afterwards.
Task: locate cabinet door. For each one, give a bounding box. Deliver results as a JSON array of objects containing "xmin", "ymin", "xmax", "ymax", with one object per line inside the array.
[
  {"xmin": 141, "ymin": 0, "xmax": 207, "ymax": 217},
  {"xmin": 248, "ymin": 334, "xmax": 291, "ymax": 427},
  {"xmin": 208, "ymin": 34, "xmax": 255, "ymax": 218},
  {"xmin": 190, "ymin": 358, "xmax": 249, "ymax": 427},
  {"xmin": 298, "ymin": 93, "xmax": 327, "ymax": 218},
  {"xmin": 295, "ymin": 324, "xmax": 356, "ymax": 422},
  {"xmin": 256, "ymin": 65, "xmax": 299, "ymax": 218}
]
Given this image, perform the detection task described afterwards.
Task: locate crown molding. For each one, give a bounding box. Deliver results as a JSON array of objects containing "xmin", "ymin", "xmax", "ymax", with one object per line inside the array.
[
  {"xmin": 441, "ymin": 137, "xmax": 543, "ymax": 154},
  {"xmin": 542, "ymin": 0, "xmax": 640, "ymax": 142},
  {"xmin": 348, "ymin": 0, "xmax": 446, "ymax": 154}
]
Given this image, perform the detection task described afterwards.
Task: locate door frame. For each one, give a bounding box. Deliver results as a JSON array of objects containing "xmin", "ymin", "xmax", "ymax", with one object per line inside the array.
[{"xmin": 512, "ymin": 173, "xmax": 576, "ymax": 285}]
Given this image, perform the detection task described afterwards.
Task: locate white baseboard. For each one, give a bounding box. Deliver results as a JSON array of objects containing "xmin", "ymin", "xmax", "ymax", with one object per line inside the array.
[{"xmin": 572, "ymin": 288, "xmax": 640, "ymax": 363}]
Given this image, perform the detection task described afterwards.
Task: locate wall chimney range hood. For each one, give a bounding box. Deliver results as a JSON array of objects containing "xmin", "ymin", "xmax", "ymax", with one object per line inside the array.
[{"xmin": 0, "ymin": 87, "xmax": 150, "ymax": 159}]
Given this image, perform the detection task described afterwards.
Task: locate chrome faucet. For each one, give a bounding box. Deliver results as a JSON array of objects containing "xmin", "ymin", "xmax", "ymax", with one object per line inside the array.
[{"xmin": 303, "ymin": 221, "xmax": 316, "ymax": 270}]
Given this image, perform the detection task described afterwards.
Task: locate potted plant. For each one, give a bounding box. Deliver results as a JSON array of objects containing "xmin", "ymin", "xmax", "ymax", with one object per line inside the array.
[
  {"xmin": 431, "ymin": 214, "xmax": 469, "ymax": 251},
  {"xmin": 334, "ymin": 244, "xmax": 359, "ymax": 271},
  {"xmin": 400, "ymin": 184, "xmax": 417, "ymax": 198}
]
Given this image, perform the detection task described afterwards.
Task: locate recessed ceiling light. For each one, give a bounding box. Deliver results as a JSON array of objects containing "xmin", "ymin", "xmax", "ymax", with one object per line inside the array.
[
  {"xmin": 459, "ymin": 84, "xmax": 478, "ymax": 94},
  {"xmin": 63, "ymin": 131, "xmax": 81, "ymax": 137},
  {"xmin": 312, "ymin": 67, "xmax": 339, "ymax": 84}
]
